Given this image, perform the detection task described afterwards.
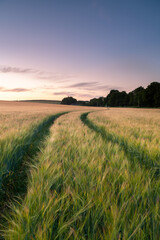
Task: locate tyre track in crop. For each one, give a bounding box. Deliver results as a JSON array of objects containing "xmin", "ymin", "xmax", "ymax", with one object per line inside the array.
[
  {"xmin": 0, "ymin": 112, "xmax": 68, "ymax": 219},
  {"xmin": 81, "ymin": 112, "xmax": 160, "ymax": 178}
]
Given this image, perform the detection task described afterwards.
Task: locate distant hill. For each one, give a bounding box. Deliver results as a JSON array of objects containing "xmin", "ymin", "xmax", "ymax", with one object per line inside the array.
[{"xmin": 20, "ymin": 100, "xmax": 61, "ymax": 104}]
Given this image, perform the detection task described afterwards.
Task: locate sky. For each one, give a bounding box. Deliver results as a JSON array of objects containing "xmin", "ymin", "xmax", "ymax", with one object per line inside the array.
[{"xmin": 0, "ymin": 0, "xmax": 160, "ymax": 101}]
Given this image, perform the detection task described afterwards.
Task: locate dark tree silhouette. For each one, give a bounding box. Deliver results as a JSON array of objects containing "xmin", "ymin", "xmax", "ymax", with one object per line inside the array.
[
  {"xmin": 144, "ymin": 82, "xmax": 160, "ymax": 107},
  {"xmin": 61, "ymin": 97, "xmax": 77, "ymax": 105},
  {"xmin": 105, "ymin": 82, "xmax": 160, "ymax": 108},
  {"xmin": 60, "ymin": 82, "xmax": 160, "ymax": 108},
  {"xmin": 89, "ymin": 97, "xmax": 105, "ymax": 106},
  {"xmin": 106, "ymin": 90, "xmax": 128, "ymax": 107}
]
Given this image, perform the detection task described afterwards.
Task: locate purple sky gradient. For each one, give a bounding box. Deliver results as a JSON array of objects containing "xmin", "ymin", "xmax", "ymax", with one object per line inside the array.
[{"xmin": 0, "ymin": 0, "xmax": 160, "ymax": 100}]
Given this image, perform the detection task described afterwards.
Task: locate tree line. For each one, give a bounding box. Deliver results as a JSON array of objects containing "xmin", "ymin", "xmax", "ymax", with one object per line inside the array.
[{"xmin": 61, "ymin": 82, "xmax": 160, "ymax": 108}]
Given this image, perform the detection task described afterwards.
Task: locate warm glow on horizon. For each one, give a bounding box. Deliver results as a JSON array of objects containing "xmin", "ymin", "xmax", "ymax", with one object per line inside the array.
[{"xmin": 0, "ymin": 67, "xmax": 158, "ymax": 101}]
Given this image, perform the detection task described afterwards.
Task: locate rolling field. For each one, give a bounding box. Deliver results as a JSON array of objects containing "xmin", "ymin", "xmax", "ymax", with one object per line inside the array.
[{"xmin": 0, "ymin": 102, "xmax": 159, "ymax": 239}]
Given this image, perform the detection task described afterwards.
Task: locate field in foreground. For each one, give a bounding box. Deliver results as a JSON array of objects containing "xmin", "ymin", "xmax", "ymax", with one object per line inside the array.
[{"xmin": 0, "ymin": 102, "xmax": 159, "ymax": 239}]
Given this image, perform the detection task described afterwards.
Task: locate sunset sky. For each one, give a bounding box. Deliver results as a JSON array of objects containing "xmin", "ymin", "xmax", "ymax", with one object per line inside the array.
[{"xmin": 0, "ymin": 0, "xmax": 160, "ymax": 100}]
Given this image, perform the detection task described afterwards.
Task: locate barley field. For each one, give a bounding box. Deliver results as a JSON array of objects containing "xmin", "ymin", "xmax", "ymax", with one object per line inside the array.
[{"xmin": 0, "ymin": 102, "xmax": 159, "ymax": 240}]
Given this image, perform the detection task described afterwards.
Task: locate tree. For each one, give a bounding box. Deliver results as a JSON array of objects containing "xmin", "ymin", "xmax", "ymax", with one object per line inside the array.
[
  {"xmin": 89, "ymin": 97, "xmax": 105, "ymax": 106},
  {"xmin": 144, "ymin": 82, "xmax": 160, "ymax": 107},
  {"xmin": 106, "ymin": 90, "xmax": 128, "ymax": 107},
  {"xmin": 61, "ymin": 96, "xmax": 77, "ymax": 105},
  {"xmin": 89, "ymin": 98, "xmax": 98, "ymax": 106},
  {"xmin": 128, "ymin": 86, "xmax": 145, "ymax": 107},
  {"xmin": 106, "ymin": 90, "xmax": 119, "ymax": 107}
]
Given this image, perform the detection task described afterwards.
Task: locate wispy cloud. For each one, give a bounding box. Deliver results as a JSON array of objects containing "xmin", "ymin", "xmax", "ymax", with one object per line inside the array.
[
  {"xmin": 66, "ymin": 81, "xmax": 121, "ymax": 92},
  {"xmin": 0, "ymin": 65, "xmax": 76, "ymax": 83},
  {"xmin": 67, "ymin": 82, "xmax": 98, "ymax": 88},
  {"xmin": 0, "ymin": 66, "xmax": 36, "ymax": 74},
  {"xmin": 7, "ymin": 88, "xmax": 31, "ymax": 92},
  {"xmin": 53, "ymin": 91, "xmax": 76, "ymax": 96},
  {"xmin": 0, "ymin": 87, "xmax": 32, "ymax": 92},
  {"xmin": 0, "ymin": 65, "xmax": 121, "ymax": 99}
]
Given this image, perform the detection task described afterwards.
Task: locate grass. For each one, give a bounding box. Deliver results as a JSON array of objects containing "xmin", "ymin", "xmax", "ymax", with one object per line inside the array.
[
  {"xmin": 89, "ymin": 108, "xmax": 160, "ymax": 158},
  {"xmin": 80, "ymin": 112, "xmax": 160, "ymax": 176},
  {"xmin": 0, "ymin": 112, "xmax": 68, "ymax": 215},
  {"xmin": 0, "ymin": 110, "xmax": 159, "ymax": 240},
  {"xmin": 0, "ymin": 103, "xmax": 159, "ymax": 239}
]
